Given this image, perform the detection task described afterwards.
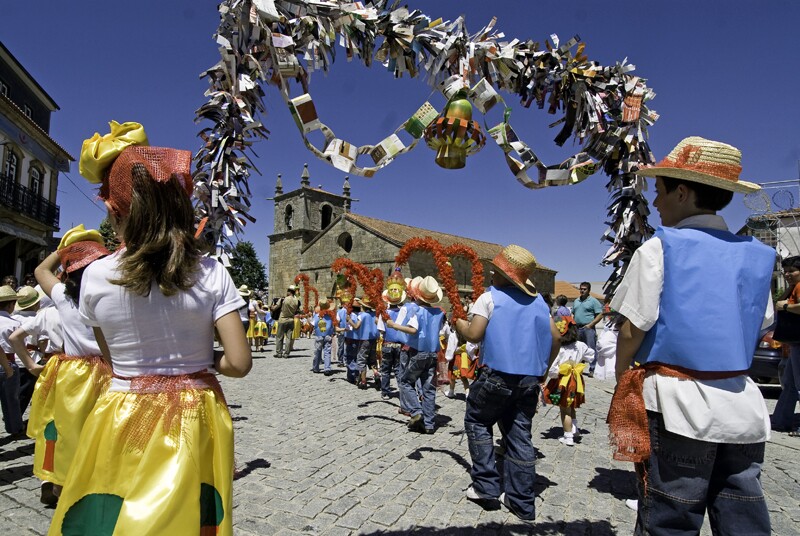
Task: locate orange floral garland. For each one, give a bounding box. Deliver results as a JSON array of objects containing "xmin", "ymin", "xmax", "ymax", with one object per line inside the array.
[
  {"xmin": 394, "ymin": 237, "xmax": 466, "ymax": 321},
  {"xmin": 443, "ymin": 243, "xmax": 485, "ymax": 302},
  {"xmin": 330, "ymin": 258, "xmax": 386, "ymax": 319},
  {"xmin": 293, "ymin": 273, "xmax": 320, "ymax": 312}
]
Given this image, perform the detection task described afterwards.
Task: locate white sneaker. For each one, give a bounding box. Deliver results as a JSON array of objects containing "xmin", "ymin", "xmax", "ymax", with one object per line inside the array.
[
  {"xmin": 572, "ymin": 423, "xmax": 581, "ymax": 437},
  {"xmin": 558, "ymin": 435, "xmax": 574, "ymax": 446},
  {"xmin": 445, "ymin": 390, "xmax": 455, "ymax": 398},
  {"xmin": 465, "ymin": 486, "xmax": 496, "ymax": 501},
  {"xmin": 625, "ymin": 499, "xmax": 638, "ymax": 511}
]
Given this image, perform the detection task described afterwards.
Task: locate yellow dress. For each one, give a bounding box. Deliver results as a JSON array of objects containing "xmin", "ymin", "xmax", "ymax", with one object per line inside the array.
[
  {"xmin": 47, "ymin": 372, "xmax": 233, "ymax": 536},
  {"xmin": 27, "ymin": 355, "xmax": 111, "ymax": 486}
]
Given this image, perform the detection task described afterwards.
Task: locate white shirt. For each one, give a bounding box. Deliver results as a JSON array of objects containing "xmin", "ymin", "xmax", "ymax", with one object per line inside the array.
[
  {"xmin": 547, "ymin": 341, "xmax": 595, "ymax": 379},
  {"xmin": 20, "ymin": 305, "xmax": 63, "ymax": 354},
  {"xmin": 470, "ymin": 291, "xmax": 494, "ymax": 320},
  {"xmin": 378, "ymin": 303, "xmax": 419, "ymax": 331},
  {"xmin": 50, "ymin": 283, "xmax": 98, "ymax": 356},
  {"xmin": 0, "ymin": 311, "xmax": 20, "ymax": 354},
  {"xmin": 611, "ymin": 214, "xmax": 772, "ymax": 443},
  {"xmin": 80, "ymin": 252, "xmax": 244, "ymax": 376}
]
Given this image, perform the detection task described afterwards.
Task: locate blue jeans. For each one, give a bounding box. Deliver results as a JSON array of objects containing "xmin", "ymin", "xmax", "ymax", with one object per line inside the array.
[
  {"xmin": 772, "ymin": 343, "xmax": 800, "ymax": 430},
  {"xmin": 344, "ymin": 339, "xmax": 360, "ymax": 383},
  {"xmin": 578, "ymin": 326, "xmax": 597, "ymax": 373},
  {"xmin": 336, "ymin": 333, "xmax": 345, "ymax": 364},
  {"xmin": 380, "ymin": 344, "xmax": 402, "ymax": 395},
  {"xmin": 464, "ymin": 368, "xmax": 540, "ymax": 520},
  {"xmin": 356, "ymin": 339, "xmax": 377, "ymax": 373},
  {"xmin": 313, "ymin": 335, "xmax": 332, "ymax": 372},
  {"xmin": 635, "ymin": 411, "xmax": 770, "ymax": 535},
  {"xmin": 399, "ymin": 349, "xmax": 437, "ymax": 429},
  {"xmin": 0, "ymin": 363, "xmax": 23, "ymax": 435}
]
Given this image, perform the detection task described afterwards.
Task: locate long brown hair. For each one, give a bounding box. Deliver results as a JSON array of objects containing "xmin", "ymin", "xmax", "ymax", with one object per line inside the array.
[{"xmin": 110, "ymin": 163, "xmax": 199, "ymax": 296}]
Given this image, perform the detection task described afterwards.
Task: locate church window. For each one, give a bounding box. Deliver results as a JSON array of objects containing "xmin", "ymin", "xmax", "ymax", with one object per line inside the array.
[
  {"xmin": 337, "ymin": 232, "xmax": 353, "ymax": 253},
  {"xmin": 284, "ymin": 204, "xmax": 294, "ymax": 230},
  {"xmin": 320, "ymin": 204, "xmax": 333, "ymax": 229}
]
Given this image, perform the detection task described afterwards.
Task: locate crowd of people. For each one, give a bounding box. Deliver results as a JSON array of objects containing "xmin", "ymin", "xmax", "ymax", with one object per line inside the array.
[{"xmin": 0, "ymin": 132, "xmax": 797, "ymax": 535}]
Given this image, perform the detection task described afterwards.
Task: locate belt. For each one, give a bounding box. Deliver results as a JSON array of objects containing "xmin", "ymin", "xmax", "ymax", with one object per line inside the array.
[{"xmin": 383, "ymin": 342, "xmax": 402, "ymax": 348}]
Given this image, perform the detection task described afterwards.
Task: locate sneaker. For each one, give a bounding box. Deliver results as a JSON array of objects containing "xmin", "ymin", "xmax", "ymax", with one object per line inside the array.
[
  {"xmin": 500, "ymin": 492, "xmax": 535, "ymax": 522},
  {"xmin": 558, "ymin": 435, "xmax": 575, "ymax": 446},
  {"xmin": 407, "ymin": 414, "xmax": 424, "ymax": 432},
  {"xmin": 398, "ymin": 409, "xmax": 411, "ymax": 416},
  {"xmin": 40, "ymin": 482, "xmax": 58, "ymax": 506},
  {"xmin": 466, "ymin": 486, "xmax": 496, "ymax": 501},
  {"xmin": 625, "ymin": 499, "xmax": 639, "ymax": 511},
  {"xmin": 444, "ymin": 390, "xmax": 455, "ymax": 398},
  {"xmin": 324, "ymin": 370, "xmax": 333, "ymax": 376},
  {"xmin": 381, "ymin": 393, "xmax": 390, "ymax": 400}
]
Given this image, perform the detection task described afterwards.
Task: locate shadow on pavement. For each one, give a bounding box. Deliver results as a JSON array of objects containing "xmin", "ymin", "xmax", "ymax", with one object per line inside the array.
[
  {"xmin": 357, "ymin": 414, "xmax": 406, "ymax": 425},
  {"xmin": 587, "ymin": 467, "xmax": 637, "ymax": 500},
  {"xmin": 407, "ymin": 446, "xmax": 471, "ymax": 472},
  {"xmin": 0, "ymin": 463, "xmax": 33, "ymax": 484},
  {"xmin": 360, "ymin": 519, "xmax": 616, "ymax": 535},
  {"xmin": 234, "ymin": 458, "xmax": 271, "ymax": 480}
]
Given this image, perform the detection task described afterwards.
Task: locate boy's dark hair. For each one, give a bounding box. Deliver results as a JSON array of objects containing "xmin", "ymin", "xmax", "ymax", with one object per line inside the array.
[
  {"xmin": 555, "ymin": 316, "xmax": 579, "ymax": 345},
  {"xmin": 556, "ymin": 294, "xmax": 568, "ymax": 306},
  {"xmin": 660, "ymin": 176, "xmax": 734, "ymax": 211},
  {"xmin": 781, "ymin": 256, "xmax": 800, "ymax": 271}
]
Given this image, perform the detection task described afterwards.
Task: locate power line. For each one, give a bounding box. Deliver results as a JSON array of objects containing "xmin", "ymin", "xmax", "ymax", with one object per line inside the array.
[{"xmin": 61, "ymin": 171, "xmax": 105, "ymax": 213}]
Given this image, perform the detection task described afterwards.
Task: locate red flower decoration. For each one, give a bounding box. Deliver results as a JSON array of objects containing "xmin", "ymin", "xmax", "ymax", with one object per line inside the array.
[{"xmin": 293, "ymin": 273, "xmax": 320, "ymax": 312}]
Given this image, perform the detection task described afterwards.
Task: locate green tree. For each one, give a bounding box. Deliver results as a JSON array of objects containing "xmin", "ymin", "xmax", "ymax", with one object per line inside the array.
[
  {"xmin": 229, "ymin": 241, "xmax": 267, "ymax": 291},
  {"xmin": 99, "ymin": 218, "xmax": 119, "ymax": 252}
]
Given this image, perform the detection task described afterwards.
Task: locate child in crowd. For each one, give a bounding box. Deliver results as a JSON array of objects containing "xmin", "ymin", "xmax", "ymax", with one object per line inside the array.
[
  {"xmin": 48, "ymin": 121, "xmax": 251, "ymax": 534},
  {"xmin": 442, "ymin": 318, "xmax": 478, "ymax": 398},
  {"xmin": 311, "ymin": 298, "xmax": 337, "ymax": 376},
  {"xmin": 544, "ymin": 315, "xmax": 595, "ymax": 446}
]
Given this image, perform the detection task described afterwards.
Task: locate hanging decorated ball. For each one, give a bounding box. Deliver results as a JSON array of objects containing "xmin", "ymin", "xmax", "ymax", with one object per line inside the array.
[{"xmin": 423, "ymin": 91, "xmax": 486, "ymax": 169}]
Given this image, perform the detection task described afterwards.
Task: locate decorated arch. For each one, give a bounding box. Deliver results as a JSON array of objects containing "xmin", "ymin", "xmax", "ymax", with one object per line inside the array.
[{"xmin": 194, "ymin": 0, "xmax": 657, "ymax": 293}]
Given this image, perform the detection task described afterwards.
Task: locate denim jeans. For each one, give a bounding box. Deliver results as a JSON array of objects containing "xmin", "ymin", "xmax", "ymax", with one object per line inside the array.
[
  {"xmin": 356, "ymin": 339, "xmax": 377, "ymax": 373},
  {"xmin": 578, "ymin": 326, "xmax": 597, "ymax": 373},
  {"xmin": 635, "ymin": 411, "xmax": 770, "ymax": 535},
  {"xmin": 0, "ymin": 363, "xmax": 23, "ymax": 434},
  {"xmin": 380, "ymin": 344, "xmax": 402, "ymax": 395},
  {"xmin": 313, "ymin": 335, "xmax": 332, "ymax": 372},
  {"xmin": 399, "ymin": 349, "xmax": 437, "ymax": 429},
  {"xmin": 344, "ymin": 339, "xmax": 360, "ymax": 383},
  {"xmin": 464, "ymin": 368, "xmax": 540, "ymax": 520},
  {"xmin": 336, "ymin": 333, "xmax": 345, "ymax": 364},
  {"xmin": 772, "ymin": 343, "xmax": 800, "ymax": 430}
]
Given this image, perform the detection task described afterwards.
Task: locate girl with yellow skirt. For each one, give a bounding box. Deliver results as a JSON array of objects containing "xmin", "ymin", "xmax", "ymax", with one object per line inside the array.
[
  {"xmin": 543, "ymin": 315, "xmax": 595, "ymax": 447},
  {"xmin": 47, "ymin": 121, "xmax": 251, "ymax": 536},
  {"xmin": 24, "ymin": 226, "xmax": 112, "ymax": 500}
]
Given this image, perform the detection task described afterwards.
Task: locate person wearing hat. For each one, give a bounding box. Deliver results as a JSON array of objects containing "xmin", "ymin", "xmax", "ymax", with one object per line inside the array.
[
  {"xmin": 608, "ymin": 137, "xmax": 775, "ymax": 534},
  {"xmin": 237, "ymin": 285, "xmax": 253, "ymax": 335},
  {"xmin": 377, "ymin": 270, "xmax": 409, "ymax": 400},
  {"xmin": 386, "ymin": 275, "xmax": 446, "ymax": 433},
  {"xmin": 347, "ymin": 296, "xmax": 380, "ymax": 388},
  {"xmin": 455, "ymin": 245, "xmax": 560, "ymax": 521},
  {"xmin": 0, "ymin": 285, "xmax": 25, "ymax": 436},
  {"xmin": 310, "ymin": 298, "xmax": 338, "ymax": 375},
  {"xmin": 10, "ymin": 286, "xmax": 43, "ymax": 411},
  {"xmin": 272, "ymin": 285, "xmax": 301, "ymax": 358}
]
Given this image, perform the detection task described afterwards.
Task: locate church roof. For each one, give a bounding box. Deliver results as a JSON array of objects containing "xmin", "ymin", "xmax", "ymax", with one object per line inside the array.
[{"xmin": 345, "ymin": 213, "xmax": 556, "ymax": 272}]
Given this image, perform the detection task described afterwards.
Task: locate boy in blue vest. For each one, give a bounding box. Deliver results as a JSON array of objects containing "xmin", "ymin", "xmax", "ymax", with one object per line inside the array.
[
  {"xmin": 348, "ymin": 297, "xmax": 379, "ymax": 388},
  {"xmin": 387, "ymin": 276, "xmax": 446, "ymax": 434},
  {"xmin": 377, "ymin": 270, "xmax": 408, "ymax": 400},
  {"xmin": 455, "ymin": 245, "xmax": 560, "ymax": 521},
  {"xmin": 609, "ymin": 137, "xmax": 775, "ymax": 535},
  {"xmin": 310, "ymin": 298, "xmax": 336, "ymax": 376}
]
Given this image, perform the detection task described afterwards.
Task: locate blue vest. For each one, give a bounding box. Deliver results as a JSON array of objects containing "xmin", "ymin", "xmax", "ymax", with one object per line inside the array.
[
  {"xmin": 363, "ymin": 310, "xmax": 378, "ymax": 340},
  {"xmin": 348, "ymin": 311, "xmax": 361, "ymax": 340},
  {"xmin": 313, "ymin": 313, "xmax": 332, "ymax": 337},
  {"xmin": 634, "ymin": 227, "xmax": 774, "ymax": 371},
  {"xmin": 336, "ymin": 307, "xmax": 347, "ymax": 331},
  {"xmin": 406, "ymin": 305, "xmax": 445, "ymax": 353},
  {"xmin": 482, "ymin": 286, "xmax": 551, "ymax": 376},
  {"xmin": 384, "ymin": 307, "xmax": 407, "ymax": 344}
]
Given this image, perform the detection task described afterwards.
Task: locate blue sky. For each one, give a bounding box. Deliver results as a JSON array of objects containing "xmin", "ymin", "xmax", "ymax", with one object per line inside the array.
[{"xmin": 4, "ymin": 0, "xmax": 799, "ymax": 284}]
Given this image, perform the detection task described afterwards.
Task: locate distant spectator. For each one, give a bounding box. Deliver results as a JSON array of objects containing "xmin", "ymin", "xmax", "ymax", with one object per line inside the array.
[
  {"xmin": 555, "ymin": 294, "xmax": 571, "ymax": 317},
  {"xmin": 572, "ymin": 282, "xmax": 603, "ymax": 377}
]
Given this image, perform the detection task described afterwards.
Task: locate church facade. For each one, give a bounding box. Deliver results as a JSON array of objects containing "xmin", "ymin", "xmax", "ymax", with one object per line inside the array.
[{"xmin": 268, "ymin": 166, "xmax": 556, "ymax": 309}]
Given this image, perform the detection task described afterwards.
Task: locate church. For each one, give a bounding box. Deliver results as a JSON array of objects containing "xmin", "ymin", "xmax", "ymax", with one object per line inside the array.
[{"xmin": 268, "ymin": 165, "xmax": 556, "ymax": 309}]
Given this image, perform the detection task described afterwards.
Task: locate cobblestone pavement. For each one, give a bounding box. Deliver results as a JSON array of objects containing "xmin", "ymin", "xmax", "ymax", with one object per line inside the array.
[{"xmin": 2, "ymin": 337, "xmax": 799, "ymax": 535}]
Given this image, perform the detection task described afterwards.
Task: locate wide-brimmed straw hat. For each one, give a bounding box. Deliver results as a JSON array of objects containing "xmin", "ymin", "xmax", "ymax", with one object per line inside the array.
[
  {"xmin": 0, "ymin": 285, "xmax": 23, "ymax": 303},
  {"xmin": 238, "ymin": 285, "xmax": 252, "ymax": 297},
  {"xmin": 490, "ymin": 245, "xmax": 538, "ymax": 297},
  {"xmin": 318, "ymin": 297, "xmax": 331, "ymax": 311},
  {"xmin": 635, "ymin": 136, "xmax": 760, "ymax": 193},
  {"xmin": 416, "ymin": 276, "xmax": 443, "ymax": 304},
  {"xmin": 14, "ymin": 286, "xmax": 41, "ymax": 311},
  {"xmin": 354, "ymin": 296, "xmax": 374, "ymax": 310}
]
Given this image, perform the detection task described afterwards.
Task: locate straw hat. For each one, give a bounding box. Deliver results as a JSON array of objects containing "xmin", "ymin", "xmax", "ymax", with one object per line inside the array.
[
  {"xmin": 288, "ymin": 284, "xmax": 297, "ymax": 292},
  {"xmin": 0, "ymin": 285, "xmax": 23, "ymax": 303},
  {"xmin": 635, "ymin": 136, "xmax": 759, "ymax": 193},
  {"xmin": 416, "ymin": 276, "xmax": 443, "ymax": 305},
  {"xmin": 355, "ymin": 296, "xmax": 374, "ymax": 310},
  {"xmin": 318, "ymin": 297, "xmax": 331, "ymax": 311},
  {"xmin": 489, "ymin": 245, "xmax": 538, "ymax": 297},
  {"xmin": 238, "ymin": 285, "xmax": 252, "ymax": 297},
  {"xmin": 406, "ymin": 276, "xmax": 422, "ymax": 300},
  {"xmin": 15, "ymin": 286, "xmax": 41, "ymax": 311}
]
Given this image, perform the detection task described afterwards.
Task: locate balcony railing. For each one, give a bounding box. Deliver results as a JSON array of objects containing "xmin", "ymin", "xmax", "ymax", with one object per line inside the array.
[{"xmin": 0, "ymin": 172, "xmax": 59, "ymax": 229}]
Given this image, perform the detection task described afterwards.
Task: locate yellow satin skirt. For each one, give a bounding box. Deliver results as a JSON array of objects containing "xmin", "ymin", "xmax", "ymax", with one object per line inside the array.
[
  {"xmin": 27, "ymin": 355, "xmax": 111, "ymax": 486},
  {"xmin": 292, "ymin": 318, "xmax": 301, "ymax": 339},
  {"xmin": 47, "ymin": 375, "xmax": 233, "ymax": 536},
  {"xmin": 246, "ymin": 317, "xmax": 256, "ymax": 338}
]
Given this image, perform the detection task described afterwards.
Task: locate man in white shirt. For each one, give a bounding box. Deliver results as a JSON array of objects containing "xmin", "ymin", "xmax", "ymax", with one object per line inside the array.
[
  {"xmin": 0, "ymin": 285, "xmax": 23, "ymax": 436},
  {"xmin": 609, "ymin": 137, "xmax": 774, "ymax": 535}
]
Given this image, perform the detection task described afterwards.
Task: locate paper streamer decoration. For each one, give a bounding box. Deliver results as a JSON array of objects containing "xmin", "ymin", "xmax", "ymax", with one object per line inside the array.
[{"xmin": 196, "ymin": 0, "xmax": 660, "ymax": 294}]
